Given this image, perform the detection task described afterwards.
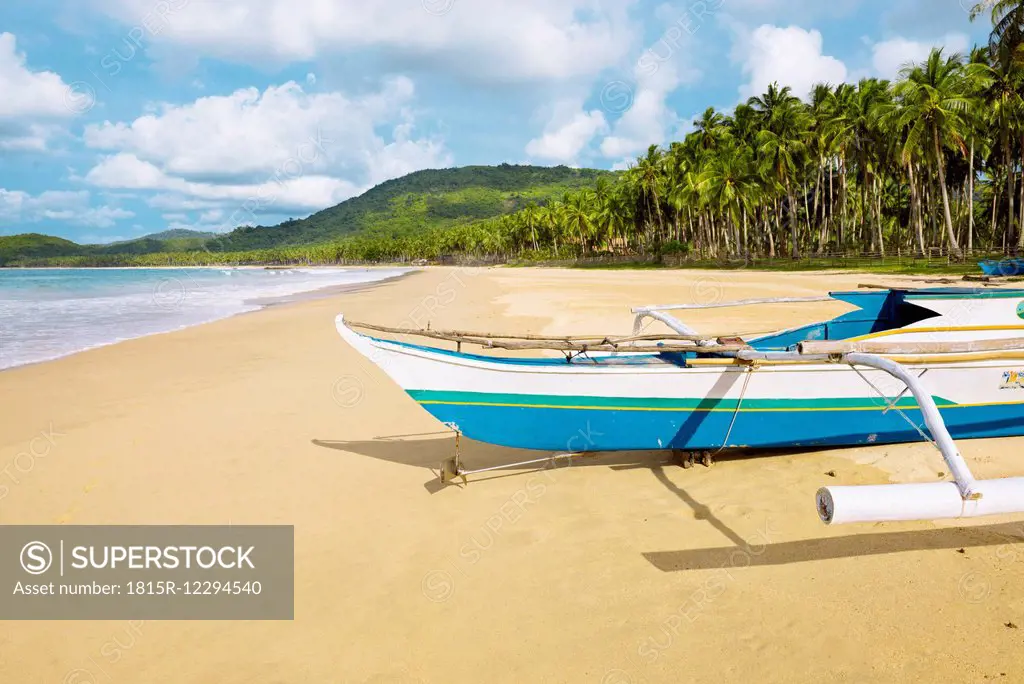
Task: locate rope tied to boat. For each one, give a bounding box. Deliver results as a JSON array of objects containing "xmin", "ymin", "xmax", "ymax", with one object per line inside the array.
[
  {"xmin": 717, "ymin": 363, "xmax": 757, "ymax": 453},
  {"xmin": 849, "ymin": 364, "xmax": 939, "ymax": 452}
]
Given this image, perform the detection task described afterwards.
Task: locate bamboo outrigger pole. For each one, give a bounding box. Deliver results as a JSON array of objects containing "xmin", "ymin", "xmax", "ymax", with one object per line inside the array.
[
  {"xmin": 345, "ymin": 320, "xmax": 754, "ymax": 354},
  {"xmin": 800, "ymin": 337, "xmax": 1024, "ymax": 355}
]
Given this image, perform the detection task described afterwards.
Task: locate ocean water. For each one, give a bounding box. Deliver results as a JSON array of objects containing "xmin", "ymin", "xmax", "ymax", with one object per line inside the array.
[{"xmin": 0, "ymin": 267, "xmax": 409, "ymax": 370}]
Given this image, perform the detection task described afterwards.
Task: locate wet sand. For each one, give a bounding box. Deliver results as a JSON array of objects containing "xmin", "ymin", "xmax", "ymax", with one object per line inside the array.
[{"xmin": 2, "ymin": 266, "xmax": 1023, "ymax": 683}]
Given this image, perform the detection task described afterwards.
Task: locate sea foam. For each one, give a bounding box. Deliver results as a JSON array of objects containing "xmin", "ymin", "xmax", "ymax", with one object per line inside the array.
[{"xmin": 0, "ymin": 267, "xmax": 409, "ymax": 369}]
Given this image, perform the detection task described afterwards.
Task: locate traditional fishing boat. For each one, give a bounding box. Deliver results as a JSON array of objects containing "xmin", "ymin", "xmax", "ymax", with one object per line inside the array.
[
  {"xmin": 336, "ymin": 287, "xmax": 1024, "ymax": 524},
  {"xmin": 979, "ymin": 258, "xmax": 1024, "ymax": 277}
]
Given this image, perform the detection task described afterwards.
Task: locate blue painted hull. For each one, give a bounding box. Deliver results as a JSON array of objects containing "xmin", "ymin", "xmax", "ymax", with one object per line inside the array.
[
  {"xmin": 980, "ymin": 259, "xmax": 1024, "ymax": 276},
  {"xmin": 418, "ymin": 401, "xmax": 1024, "ymax": 452}
]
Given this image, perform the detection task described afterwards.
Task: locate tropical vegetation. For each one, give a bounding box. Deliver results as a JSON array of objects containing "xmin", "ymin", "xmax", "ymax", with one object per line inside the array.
[{"xmin": 5, "ymin": 3, "xmax": 1024, "ymax": 268}]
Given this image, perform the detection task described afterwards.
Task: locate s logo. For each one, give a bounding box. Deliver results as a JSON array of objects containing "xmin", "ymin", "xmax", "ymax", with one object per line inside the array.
[
  {"xmin": 1017, "ymin": 301, "xmax": 1024, "ymax": 320},
  {"xmin": 20, "ymin": 541, "xmax": 52, "ymax": 575}
]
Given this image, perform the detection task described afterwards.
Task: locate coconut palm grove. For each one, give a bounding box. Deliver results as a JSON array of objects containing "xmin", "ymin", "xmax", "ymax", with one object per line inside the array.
[{"xmin": 4, "ymin": 2, "xmax": 1024, "ymax": 268}]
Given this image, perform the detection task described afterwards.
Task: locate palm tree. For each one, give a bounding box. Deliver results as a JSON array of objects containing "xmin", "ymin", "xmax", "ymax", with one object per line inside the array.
[
  {"xmin": 751, "ymin": 83, "xmax": 810, "ymax": 257},
  {"xmin": 692, "ymin": 107, "xmax": 729, "ymax": 152},
  {"xmin": 564, "ymin": 191, "xmax": 596, "ymax": 253},
  {"xmin": 828, "ymin": 79, "xmax": 891, "ymax": 253},
  {"xmin": 972, "ymin": 1, "xmax": 1024, "ymax": 54},
  {"xmin": 698, "ymin": 142, "xmax": 758, "ymax": 257},
  {"xmin": 626, "ymin": 145, "xmax": 668, "ymax": 251},
  {"xmin": 892, "ymin": 49, "xmax": 973, "ymax": 258},
  {"xmin": 521, "ymin": 203, "xmax": 541, "ymax": 252},
  {"xmin": 970, "ymin": 40, "xmax": 1024, "ymax": 248},
  {"xmin": 808, "ymin": 83, "xmax": 839, "ymax": 252},
  {"xmin": 876, "ymin": 97, "xmax": 929, "ymax": 255},
  {"xmin": 594, "ymin": 184, "xmax": 628, "ymax": 251}
]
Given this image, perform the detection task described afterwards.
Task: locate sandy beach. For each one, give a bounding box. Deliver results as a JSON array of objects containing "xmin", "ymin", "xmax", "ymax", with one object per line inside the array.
[{"xmin": 2, "ymin": 266, "xmax": 1023, "ymax": 683}]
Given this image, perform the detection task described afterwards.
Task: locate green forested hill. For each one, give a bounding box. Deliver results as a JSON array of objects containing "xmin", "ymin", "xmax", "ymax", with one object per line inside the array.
[
  {"xmin": 0, "ymin": 233, "xmax": 82, "ymax": 263},
  {"xmin": 206, "ymin": 164, "xmax": 612, "ymax": 251},
  {"xmin": 1, "ymin": 165, "xmax": 613, "ymax": 264},
  {"xmin": 0, "ymin": 230, "xmax": 219, "ymax": 264}
]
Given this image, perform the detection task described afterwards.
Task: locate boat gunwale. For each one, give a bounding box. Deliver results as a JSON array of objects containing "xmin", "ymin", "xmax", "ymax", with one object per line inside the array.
[
  {"xmin": 338, "ymin": 286, "xmax": 1024, "ymax": 373},
  {"xmin": 345, "ymin": 323, "xmax": 1024, "ymax": 374}
]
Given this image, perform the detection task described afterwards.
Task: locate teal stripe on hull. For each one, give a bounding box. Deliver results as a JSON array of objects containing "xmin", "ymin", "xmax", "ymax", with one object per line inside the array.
[
  {"xmin": 405, "ymin": 390, "xmax": 1024, "ymax": 451},
  {"xmin": 406, "ymin": 389, "xmax": 954, "ymax": 412}
]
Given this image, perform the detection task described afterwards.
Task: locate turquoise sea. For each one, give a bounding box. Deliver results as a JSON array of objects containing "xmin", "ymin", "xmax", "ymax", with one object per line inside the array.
[{"xmin": 0, "ymin": 267, "xmax": 409, "ymax": 369}]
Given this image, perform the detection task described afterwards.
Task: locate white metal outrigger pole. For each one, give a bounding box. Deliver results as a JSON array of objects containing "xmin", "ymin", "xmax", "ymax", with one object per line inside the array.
[
  {"xmin": 632, "ymin": 297, "xmax": 832, "ymax": 345},
  {"xmin": 737, "ymin": 348, "xmax": 1024, "ymax": 525},
  {"xmin": 630, "ymin": 300, "xmax": 1024, "ymax": 525},
  {"xmin": 843, "ymin": 353, "xmax": 979, "ymax": 499},
  {"xmin": 631, "ymin": 307, "xmax": 704, "ymax": 338}
]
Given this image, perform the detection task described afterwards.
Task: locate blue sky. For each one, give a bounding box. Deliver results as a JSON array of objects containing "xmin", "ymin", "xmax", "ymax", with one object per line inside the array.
[{"xmin": 0, "ymin": 0, "xmax": 992, "ymax": 243}]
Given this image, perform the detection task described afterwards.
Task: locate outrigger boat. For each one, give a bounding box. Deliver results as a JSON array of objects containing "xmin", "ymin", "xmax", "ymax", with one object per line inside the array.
[
  {"xmin": 336, "ymin": 287, "xmax": 1024, "ymax": 525},
  {"xmin": 979, "ymin": 258, "xmax": 1024, "ymax": 277}
]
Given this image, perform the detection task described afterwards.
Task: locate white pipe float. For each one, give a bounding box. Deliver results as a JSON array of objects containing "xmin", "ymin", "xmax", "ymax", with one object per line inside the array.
[
  {"xmin": 818, "ymin": 478, "xmax": 1024, "ymax": 524},
  {"xmin": 817, "ymin": 352, "xmax": 1024, "ymax": 524},
  {"xmin": 736, "ymin": 348, "xmax": 1024, "ymax": 525}
]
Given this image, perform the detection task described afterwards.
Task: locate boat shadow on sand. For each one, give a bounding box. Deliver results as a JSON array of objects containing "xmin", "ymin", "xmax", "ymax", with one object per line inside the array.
[
  {"xmin": 644, "ymin": 522, "xmax": 1024, "ymax": 572},
  {"xmin": 627, "ymin": 459, "xmax": 1024, "ymax": 571},
  {"xmin": 311, "ymin": 435, "xmax": 1024, "ymax": 569},
  {"xmin": 311, "ymin": 433, "xmax": 679, "ymax": 493}
]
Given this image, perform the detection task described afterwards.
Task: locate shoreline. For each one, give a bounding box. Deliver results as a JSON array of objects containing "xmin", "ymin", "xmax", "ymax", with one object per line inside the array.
[
  {"xmin": 246, "ymin": 269, "xmax": 416, "ymax": 308},
  {"xmin": 0, "ymin": 267, "xmax": 415, "ymax": 373}
]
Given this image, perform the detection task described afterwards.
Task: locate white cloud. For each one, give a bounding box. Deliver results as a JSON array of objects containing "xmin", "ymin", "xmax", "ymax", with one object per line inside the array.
[
  {"xmin": 600, "ymin": 61, "xmax": 684, "ymax": 159},
  {"xmin": 77, "ymin": 205, "xmax": 136, "ymax": 227},
  {"xmin": 84, "ymin": 78, "xmax": 420, "ymax": 180},
  {"xmin": 738, "ymin": 25, "xmax": 848, "ymax": 101},
  {"xmin": 525, "ymin": 99, "xmax": 607, "ymax": 164},
  {"xmin": 160, "ymin": 207, "xmax": 241, "ymax": 234},
  {"xmin": 366, "ymin": 132, "xmax": 452, "ymax": 186},
  {"xmin": 592, "ymin": 7, "xmax": 707, "ymax": 160},
  {"xmin": 870, "ymin": 33, "xmax": 971, "ymax": 80},
  {"xmin": 85, "ymin": 153, "xmax": 360, "ymax": 216},
  {"xmin": 0, "ymin": 189, "xmax": 133, "ymax": 228},
  {"xmin": 0, "ymin": 33, "xmax": 77, "ymax": 119},
  {"xmin": 91, "ymin": 0, "xmax": 637, "ymax": 83},
  {"xmin": 0, "ymin": 123, "xmax": 62, "ymax": 151},
  {"xmin": 81, "ymin": 78, "xmax": 452, "ymax": 225},
  {"xmin": 148, "ymin": 195, "xmax": 230, "ymax": 211},
  {"xmin": 0, "ymin": 33, "xmax": 87, "ymax": 150}
]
